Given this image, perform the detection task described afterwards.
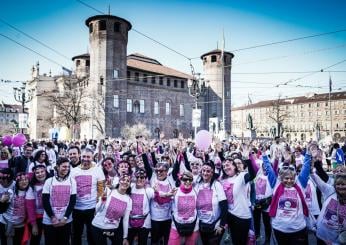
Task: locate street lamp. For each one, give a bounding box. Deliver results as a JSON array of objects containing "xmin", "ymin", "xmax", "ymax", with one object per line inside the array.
[
  {"xmin": 13, "ymin": 82, "xmax": 34, "ymax": 134},
  {"xmin": 188, "ymin": 74, "xmax": 208, "ymax": 139}
]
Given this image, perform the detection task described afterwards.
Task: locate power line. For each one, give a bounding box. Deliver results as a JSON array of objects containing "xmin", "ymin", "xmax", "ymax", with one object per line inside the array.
[
  {"xmin": 0, "ymin": 33, "xmax": 66, "ymax": 68},
  {"xmin": 0, "ymin": 17, "xmax": 71, "ymax": 61}
]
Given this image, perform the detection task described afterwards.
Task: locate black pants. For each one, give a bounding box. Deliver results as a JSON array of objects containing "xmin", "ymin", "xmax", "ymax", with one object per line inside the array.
[
  {"xmin": 273, "ymin": 228, "xmax": 308, "ymax": 245},
  {"xmin": 226, "ymin": 212, "xmax": 251, "ymax": 245},
  {"xmin": 72, "ymin": 208, "xmax": 95, "ymax": 245},
  {"xmin": 151, "ymin": 219, "xmax": 171, "ymax": 245},
  {"xmin": 30, "ymin": 217, "xmax": 43, "ymax": 245},
  {"xmin": 128, "ymin": 227, "xmax": 150, "ymax": 245},
  {"xmin": 200, "ymin": 228, "xmax": 224, "ymax": 245},
  {"xmin": 91, "ymin": 225, "xmax": 123, "ymax": 245},
  {"xmin": 253, "ymin": 207, "xmax": 271, "ymax": 241},
  {"xmin": 43, "ymin": 223, "xmax": 72, "ymax": 245},
  {"xmin": 0, "ymin": 223, "xmax": 24, "ymax": 245}
]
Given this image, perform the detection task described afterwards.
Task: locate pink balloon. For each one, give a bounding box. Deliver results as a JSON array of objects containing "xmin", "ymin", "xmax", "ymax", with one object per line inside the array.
[
  {"xmin": 12, "ymin": 133, "xmax": 27, "ymax": 147},
  {"xmin": 2, "ymin": 135, "xmax": 13, "ymax": 146},
  {"xmin": 195, "ymin": 130, "xmax": 212, "ymax": 151}
]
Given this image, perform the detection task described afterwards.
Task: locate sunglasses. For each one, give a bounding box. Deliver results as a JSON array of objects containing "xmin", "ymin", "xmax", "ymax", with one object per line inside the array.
[
  {"xmin": 181, "ymin": 178, "xmax": 193, "ymax": 183},
  {"xmin": 190, "ymin": 163, "xmax": 200, "ymax": 166},
  {"xmin": 281, "ymin": 166, "xmax": 296, "ymax": 171},
  {"xmin": 202, "ymin": 169, "xmax": 212, "ymax": 173},
  {"xmin": 0, "ymin": 177, "xmax": 9, "ymax": 180}
]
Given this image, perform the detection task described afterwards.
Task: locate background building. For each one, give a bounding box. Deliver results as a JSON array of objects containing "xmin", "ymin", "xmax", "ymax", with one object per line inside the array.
[
  {"xmin": 0, "ymin": 102, "xmax": 27, "ymax": 135},
  {"xmin": 232, "ymin": 91, "xmax": 346, "ymax": 142}
]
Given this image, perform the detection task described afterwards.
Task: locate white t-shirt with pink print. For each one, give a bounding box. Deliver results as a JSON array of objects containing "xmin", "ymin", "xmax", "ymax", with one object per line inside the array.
[
  {"xmin": 221, "ymin": 172, "xmax": 252, "ymax": 219},
  {"xmin": 26, "ymin": 183, "xmax": 44, "ymax": 215},
  {"xmin": 92, "ymin": 188, "xmax": 132, "ymax": 232},
  {"xmin": 195, "ymin": 181, "xmax": 226, "ymax": 224},
  {"xmin": 0, "ymin": 189, "xmax": 26, "ymax": 227},
  {"xmin": 42, "ymin": 176, "xmax": 77, "ymax": 225},
  {"xmin": 171, "ymin": 187, "xmax": 198, "ymax": 231},
  {"xmin": 71, "ymin": 165, "xmax": 105, "ymax": 210},
  {"xmin": 129, "ymin": 185, "xmax": 154, "ymax": 228}
]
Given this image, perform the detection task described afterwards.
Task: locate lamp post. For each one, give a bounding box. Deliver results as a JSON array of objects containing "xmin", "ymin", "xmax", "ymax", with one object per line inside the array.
[
  {"xmin": 188, "ymin": 74, "xmax": 208, "ymax": 139},
  {"xmin": 13, "ymin": 82, "xmax": 34, "ymax": 134}
]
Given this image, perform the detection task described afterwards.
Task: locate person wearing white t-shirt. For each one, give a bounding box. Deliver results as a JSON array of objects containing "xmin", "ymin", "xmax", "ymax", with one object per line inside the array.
[
  {"xmin": 70, "ymin": 148, "xmax": 105, "ymax": 245},
  {"xmin": 220, "ymin": 148, "xmax": 256, "ymax": 245},
  {"xmin": 0, "ymin": 172, "xmax": 29, "ymax": 245},
  {"xmin": 128, "ymin": 169, "xmax": 154, "ymax": 245},
  {"xmin": 91, "ymin": 174, "xmax": 132, "ymax": 245},
  {"xmin": 42, "ymin": 157, "xmax": 77, "ymax": 245},
  {"xmin": 196, "ymin": 161, "xmax": 227, "ymax": 245}
]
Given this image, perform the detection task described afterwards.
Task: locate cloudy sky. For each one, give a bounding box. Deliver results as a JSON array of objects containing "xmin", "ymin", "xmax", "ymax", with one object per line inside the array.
[{"xmin": 1, "ymin": 0, "xmax": 345, "ymax": 105}]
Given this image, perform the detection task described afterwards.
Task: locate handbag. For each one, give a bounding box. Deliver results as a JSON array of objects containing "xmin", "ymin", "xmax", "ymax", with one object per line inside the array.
[
  {"xmin": 255, "ymin": 196, "xmax": 272, "ymax": 210},
  {"xmin": 199, "ymin": 218, "xmax": 219, "ymax": 233},
  {"xmin": 172, "ymin": 216, "xmax": 197, "ymax": 237},
  {"xmin": 129, "ymin": 214, "xmax": 148, "ymax": 228}
]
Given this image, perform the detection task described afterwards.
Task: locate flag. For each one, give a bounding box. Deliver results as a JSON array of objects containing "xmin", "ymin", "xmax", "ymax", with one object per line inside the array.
[
  {"xmin": 62, "ymin": 66, "xmax": 72, "ymax": 76},
  {"xmin": 329, "ymin": 74, "xmax": 332, "ymax": 92}
]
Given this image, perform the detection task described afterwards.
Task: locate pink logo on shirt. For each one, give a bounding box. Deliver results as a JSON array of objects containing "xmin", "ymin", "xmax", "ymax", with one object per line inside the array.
[
  {"xmin": 75, "ymin": 175, "xmax": 92, "ymax": 197},
  {"xmin": 177, "ymin": 196, "xmax": 195, "ymax": 220},
  {"xmin": 196, "ymin": 188, "xmax": 213, "ymax": 212},
  {"xmin": 51, "ymin": 185, "xmax": 71, "ymax": 208},
  {"xmin": 105, "ymin": 196, "xmax": 127, "ymax": 223},
  {"xmin": 223, "ymin": 182, "xmax": 234, "ymax": 205},
  {"xmin": 256, "ymin": 178, "xmax": 267, "ymax": 196},
  {"xmin": 158, "ymin": 183, "xmax": 170, "ymax": 192},
  {"xmin": 277, "ymin": 189, "xmax": 298, "ymax": 217},
  {"xmin": 323, "ymin": 198, "xmax": 346, "ymax": 228},
  {"xmin": 131, "ymin": 193, "xmax": 144, "ymax": 215},
  {"xmin": 13, "ymin": 195, "xmax": 25, "ymax": 219}
]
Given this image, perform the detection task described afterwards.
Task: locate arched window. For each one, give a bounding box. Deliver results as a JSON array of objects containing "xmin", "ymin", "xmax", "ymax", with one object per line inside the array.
[
  {"xmin": 114, "ymin": 22, "xmax": 120, "ymax": 32},
  {"xmin": 173, "ymin": 129, "xmax": 179, "ymax": 138},
  {"xmin": 133, "ymin": 100, "xmax": 140, "ymax": 113},
  {"xmin": 89, "ymin": 23, "xmax": 93, "ymax": 33},
  {"xmin": 99, "ymin": 20, "xmax": 106, "ymax": 31}
]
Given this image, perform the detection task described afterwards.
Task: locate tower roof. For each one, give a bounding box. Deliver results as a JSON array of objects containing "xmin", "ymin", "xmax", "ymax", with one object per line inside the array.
[
  {"xmin": 200, "ymin": 49, "xmax": 234, "ymax": 59},
  {"xmin": 71, "ymin": 53, "xmax": 90, "ymax": 61},
  {"xmin": 85, "ymin": 15, "xmax": 132, "ymax": 30}
]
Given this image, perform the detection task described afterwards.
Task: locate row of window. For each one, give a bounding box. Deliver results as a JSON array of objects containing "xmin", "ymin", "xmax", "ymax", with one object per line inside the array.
[
  {"xmin": 89, "ymin": 21, "xmax": 121, "ymax": 33},
  {"xmin": 127, "ymin": 71, "xmax": 185, "ymax": 88},
  {"xmin": 113, "ymin": 95, "xmax": 184, "ymax": 116}
]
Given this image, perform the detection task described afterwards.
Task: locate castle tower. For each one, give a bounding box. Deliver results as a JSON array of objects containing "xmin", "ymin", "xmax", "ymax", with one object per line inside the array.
[
  {"xmin": 201, "ymin": 49, "xmax": 234, "ymax": 135},
  {"xmin": 85, "ymin": 15, "xmax": 132, "ymax": 137},
  {"xmin": 72, "ymin": 54, "xmax": 90, "ymax": 79}
]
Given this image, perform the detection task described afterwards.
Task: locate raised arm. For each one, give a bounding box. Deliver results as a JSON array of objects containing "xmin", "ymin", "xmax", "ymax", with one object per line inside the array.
[
  {"xmin": 262, "ymin": 154, "xmax": 277, "ymax": 188},
  {"xmin": 298, "ymin": 153, "xmax": 312, "ymax": 188},
  {"xmin": 141, "ymin": 153, "xmax": 153, "ymax": 180}
]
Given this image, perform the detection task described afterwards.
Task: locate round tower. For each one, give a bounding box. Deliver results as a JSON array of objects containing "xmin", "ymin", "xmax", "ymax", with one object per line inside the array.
[
  {"xmin": 85, "ymin": 15, "xmax": 132, "ymax": 137},
  {"xmin": 72, "ymin": 53, "xmax": 90, "ymax": 79},
  {"xmin": 201, "ymin": 49, "xmax": 234, "ymax": 135}
]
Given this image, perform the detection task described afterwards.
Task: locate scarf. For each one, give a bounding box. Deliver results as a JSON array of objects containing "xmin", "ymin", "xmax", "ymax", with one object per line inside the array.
[
  {"xmin": 180, "ymin": 184, "xmax": 192, "ymax": 194},
  {"xmin": 269, "ymin": 183, "xmax": 308, "ymax": 217}
]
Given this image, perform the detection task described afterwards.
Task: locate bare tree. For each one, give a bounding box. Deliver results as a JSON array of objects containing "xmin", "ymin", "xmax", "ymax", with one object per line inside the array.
[
  {"xmin": 91, "ymin": 95, "xmax": 105, "ymax": 136},
  {"xmin": 120, "ymin": 123, "xmax": 151, "ymax": 140},
  {"xmin": 48, "ymin": 79, "xmax": 89, "ymax": 139},
  {"xmin": 268, "ymin": 95, "xmax": 289, "ymax": 137}
]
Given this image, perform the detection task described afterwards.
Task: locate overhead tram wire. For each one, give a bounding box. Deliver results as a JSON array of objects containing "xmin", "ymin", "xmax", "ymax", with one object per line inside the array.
[
  {"xmin": 0, "ymin": 18, "xmax": 71, "ymax": 61},
  {"xmin": 0, "ymin": 33, "xmax": 67, "ymax": 68}
]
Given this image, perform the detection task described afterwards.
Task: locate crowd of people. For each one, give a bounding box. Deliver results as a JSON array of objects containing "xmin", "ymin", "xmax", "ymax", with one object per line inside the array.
[{"xmin": 0, "ymin": 135, "xmax": 345, "ymax": 245}]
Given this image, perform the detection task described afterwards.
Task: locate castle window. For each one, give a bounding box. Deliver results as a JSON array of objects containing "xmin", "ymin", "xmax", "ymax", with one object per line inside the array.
[
  {"xmin": 140, "ymin": 100, "xmax": 145, "ymax": 113},
  {"xmin": 127, "ymin": 71, "xmax": 130, "ymax": 79},
  {"xmin": 211, "ymin": 55, "xmax": 217, "ymax": 62},
  {"xmin": 114, "ymin": 22, "xmax": 120, "ymax": 32},
  {"xmin": 165, "ymin": 102, "xmax": 171, "ymax": 115},
  {"xmin": 135, "ymin": 72, "xmax": 139, "ymax": 81},
  {"xmin": 133, "ymin": 101, "xmax": 140, "ymax": 113},
  {"xmin": 174, "ymin": 80, "xmax": 178, "ymax": 88},
  {"xmin": 99, "ymin": 20, "xmax": 106, "ymax": 31},
  {"xmin": 143, "ymin": 74, "xmax": 147, "ymax": 83},
  {"xmin": 76, "ymin": 60, "xmax": 80, "ymax": 67},
  {"xmin": 127, "ymin": 99, "xmax": 132, "ymax": 112},
  {"xmin": 154, "ymin": 101, "xmax": 159, "ymax": 115},
  {"xmin": 86, "ymin": 60, "xmax": 90, "ymax": 66},
  {"xmin": 151, "ymin": 76, "xmax": 156, "ymax": 84},
  {"xmin": 167, "ymin": 78, "xmax": 171, "ymax": 87},
  {"xmin": 113, "ymin": 69, "xmax": 118, "ymax": 78},
  {"xmin": 181, "ymin": 81, "xmax": 185, "ymax": 89},
  {"xmin": 113, "ymin": 95, "xmax": 119, "ymax": 108},
  {"xmin": 89, "ymin": 23, "xmax": 93, "ymax": 33},
  {"xmin": 100, "ymin": 76, "xmax": 104, "ymax": 85},
  {"xmin": 159, "ymin": 77, "xmax": 163, "ymax": 85},
  {"xmin": 180, "ymin": 104, "xmax": 184, "ymax": 117}
]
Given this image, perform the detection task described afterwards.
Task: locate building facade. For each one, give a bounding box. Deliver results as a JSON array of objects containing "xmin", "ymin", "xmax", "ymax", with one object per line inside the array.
[
  {"xmin": 27, "ymin": 14, "xmax": 234, "ymax": 140},
  {"xmin": 0, "ymin": 102, "xmax": 27, "ymax": 135},
  {"xmin": 232, "ymin": 91, "xmax": 346, "ymax": 142}
]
